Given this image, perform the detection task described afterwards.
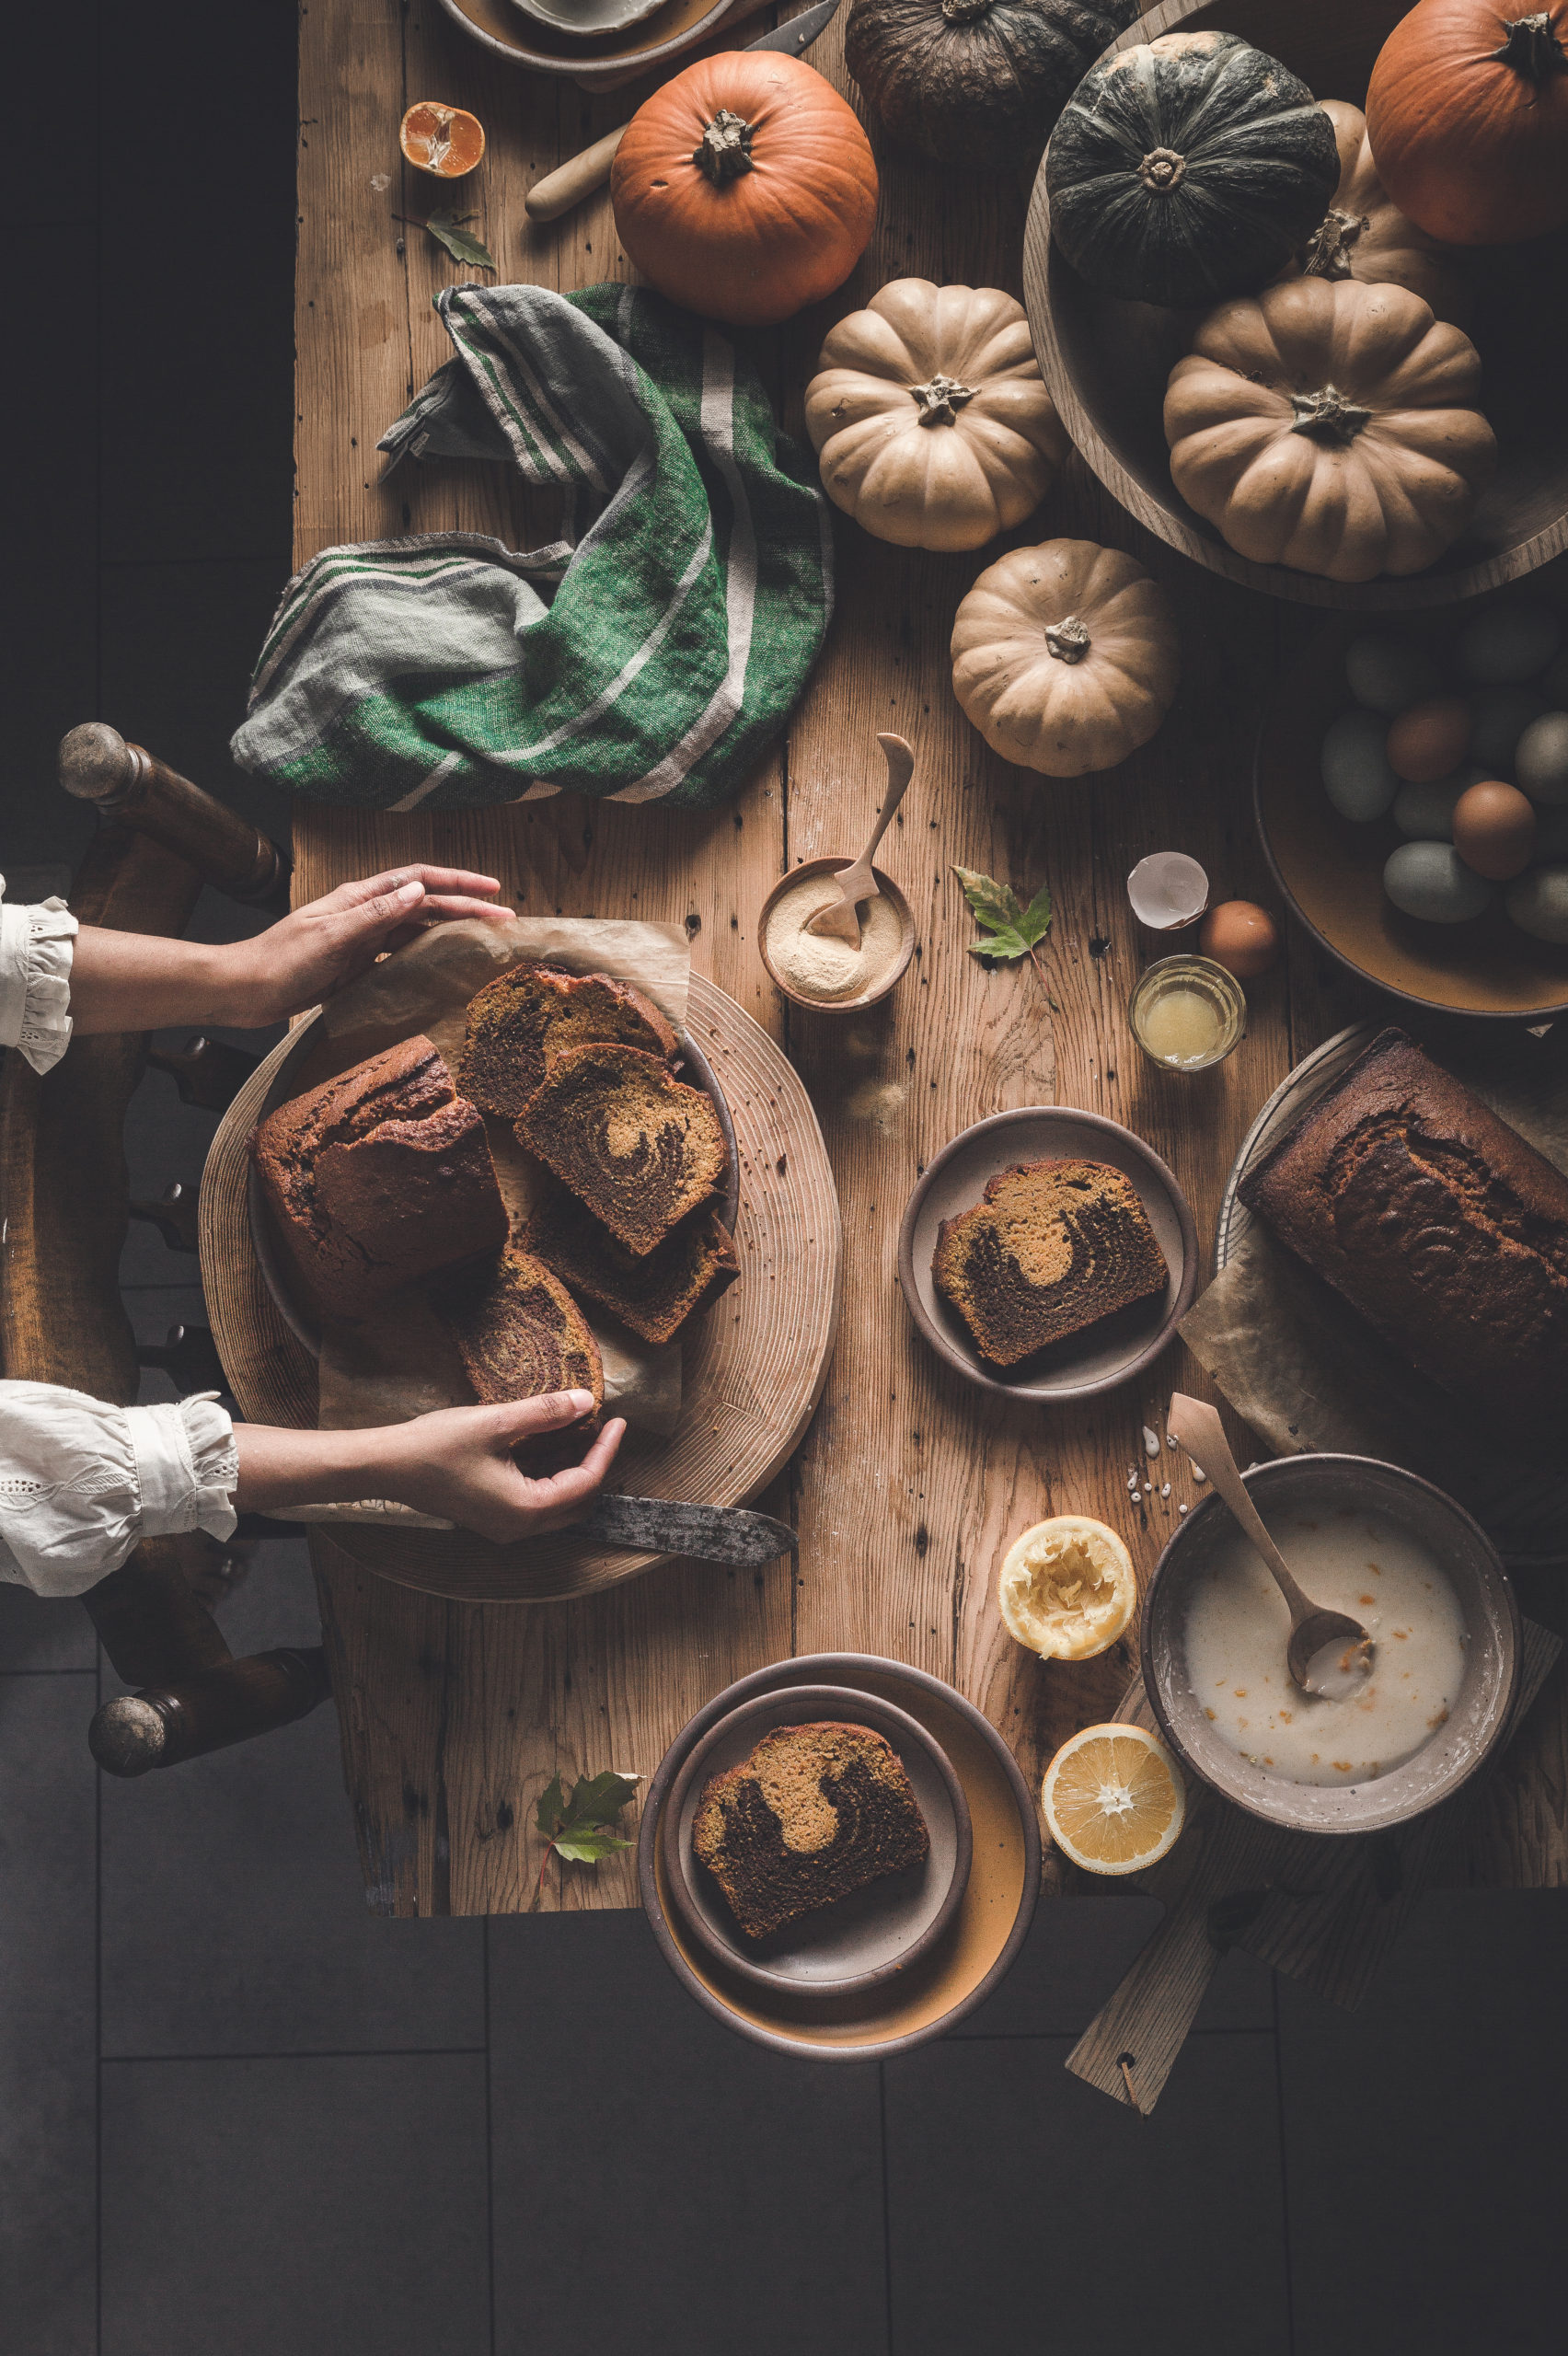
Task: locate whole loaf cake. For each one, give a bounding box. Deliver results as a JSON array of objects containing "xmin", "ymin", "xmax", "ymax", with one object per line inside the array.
[
  {"xmin": 1238, "ymin": 1027, "xmax": 1568, "ymax": 1459},
  {"xmin": 251, "ymin": 1035, "xmax": 508, "ymax": 1317}
]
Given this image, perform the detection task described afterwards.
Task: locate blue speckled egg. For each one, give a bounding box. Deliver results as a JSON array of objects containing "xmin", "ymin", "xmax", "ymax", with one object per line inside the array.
[
  {"xmin": 1384, "ymin": 842, "xmax": 1493, "ymax": 923},
  {"xmin": 1505, "ymin": 864, "xmax": 1568, "ymax": 944},
  {"xmin": 1391, "ymin": 767, "xmax": 1483, "ymax": 840},
  {"xmin": 1343, "ymin": 634, "xmax": 1441, "ymax": 716},
  {"xmin": 1516, "ymin": 712, "xmax": 1568, "ymax": 807},
  {"xmin": 1468, "ymin": 687, "xmax": 1547, "ymax": 775},
  {"xmin": 1457, "ymin": 601, "xmax": 1562, "ymax": 686},
  {"xmin": 1320, "ymin": 710, "xmax": 1399, "ymax": 822}
]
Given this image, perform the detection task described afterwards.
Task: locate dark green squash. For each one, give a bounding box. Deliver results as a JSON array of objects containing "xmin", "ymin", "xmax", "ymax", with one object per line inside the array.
[
  {"xmin": 1044, "ymin": 31, "xmax": 1339, "ymax": 307},
  {"xmin": 845, "ymin": 0, "xmax": 1138, "ymax": 171}
]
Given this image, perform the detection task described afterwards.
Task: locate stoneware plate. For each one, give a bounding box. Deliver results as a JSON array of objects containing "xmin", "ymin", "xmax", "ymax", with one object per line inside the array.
[
  {"xmin": 1143, "ymin": 1453, "xmax": 1521, "ymax": 1837},
  {"xmin": 660, "ymin": 1683, "xmax": 973, "ymax": 1998},
  {"xmin": 640, "ymin": 1654, "xmax": 1040, "ymax": 2060},
  {"xmin": 1255, "ymin": 590, "xmax": 1568, "ymax": 1021},
  {"xmin": 1215, "ymin": 1021, "xmax": 1568, "ymax": 1570},
  {"xmin": 436, "ymin": 0, "xmax": 733, "ymax": 80},
  {"xmin": 248, "ymin": 1017, "xmax": 740, "ymax": 1358},
  {"xmin": 897, "ymin": 1107, "xmax": 1199, "ymax": 1401}
]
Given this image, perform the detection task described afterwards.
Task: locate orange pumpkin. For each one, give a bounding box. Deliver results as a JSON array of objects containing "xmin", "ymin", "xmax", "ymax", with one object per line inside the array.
[
  {"xmin": 610, "ymin": 53, "xmax": 878, "ymax": 329},
  {"xmin": 1366, "ymin": 0, "xmax": 1568, "ymax": 246}
]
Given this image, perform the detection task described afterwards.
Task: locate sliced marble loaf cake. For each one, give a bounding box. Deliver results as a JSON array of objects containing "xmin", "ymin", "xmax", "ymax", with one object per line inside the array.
[
  {"xmin": 692, "ymin": 1722, "xmax": 929, "ymax": 1941},
  {"xmin": 458, "ymin": 963, "xmax": 677, "ymax": 1122},
  {"xmin": 523, "ymin": 1184, "xmax": 738, "ymax": 1345},
  {"xmin": 932, "ymin": 1159, "xmax": 1168, "ymax": 1367},
  {"xmin": 431, "ymin": 1246, "xmax": 604, "ymax": 1472},
  {"xmin": 515, "ymin": 1042, "xmax": 727, "ymax": 1256}
]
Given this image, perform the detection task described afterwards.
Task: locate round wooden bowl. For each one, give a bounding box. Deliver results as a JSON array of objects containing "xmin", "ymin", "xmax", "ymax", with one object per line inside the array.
[
  {"xmin": 756, "ymin": 860, "xmax": 916, "ymax": 1014},
  {"xmin": 1255, "ymin": 588, "xmax": 1568, "ymax": 1020},
  {"xmin": 639, "ymin": 1653, "xmax": 1041, "ymax": 2060},
  {"xmin": 1142, "ymin": 1454, "xmax": 1520, "ymax": 1836},
  {"xmin": 659, "ymin": 1684, "xmax": 973, "ymax": 1999},
  {"xmin": 436, "ymin": 0, "xmax": 732, "ymax": 81},
  {"xmin": 1021, "ymin": 0, "xmax": 1568, "ymax": 611}
]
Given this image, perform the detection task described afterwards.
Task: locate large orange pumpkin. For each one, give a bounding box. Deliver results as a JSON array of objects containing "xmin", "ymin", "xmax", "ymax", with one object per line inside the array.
[
  {"xmin": 610, "ymin": 53, "xmax": 879, "ymax": 329},
  {"xmin": 1366, "ymin": 0, "xmax": 1568, "ymax": 245}
]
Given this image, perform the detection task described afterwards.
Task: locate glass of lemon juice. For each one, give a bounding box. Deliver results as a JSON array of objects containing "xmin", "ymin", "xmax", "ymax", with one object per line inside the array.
[{"xmin": 1129, "ymin": 955, "xmax": 1246, "ymax": 1072}]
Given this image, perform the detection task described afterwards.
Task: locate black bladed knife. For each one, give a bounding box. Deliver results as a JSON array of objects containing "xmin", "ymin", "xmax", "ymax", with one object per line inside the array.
[{"xmin": 581, "ymin": 1493, "xmax": 799, "ymax": 1565}]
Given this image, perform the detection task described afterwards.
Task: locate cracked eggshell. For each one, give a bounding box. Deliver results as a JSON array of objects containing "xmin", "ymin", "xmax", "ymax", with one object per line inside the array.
[{"xmin": 1127, "ymin": 852, "xmax": 1208, "ymax": 931}]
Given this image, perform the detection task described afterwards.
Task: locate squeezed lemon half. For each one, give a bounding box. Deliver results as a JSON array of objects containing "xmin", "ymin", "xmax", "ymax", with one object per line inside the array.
[
  {"xmin": 1042, "ymin": 1723, "xmax": 1185, "ymax": 1876},
  {"xmin": 997, "ymin": 1515, "xmax": 1136, "ymax": 1661}
]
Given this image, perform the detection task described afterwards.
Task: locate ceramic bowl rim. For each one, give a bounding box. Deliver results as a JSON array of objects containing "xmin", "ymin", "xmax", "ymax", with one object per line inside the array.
[{"xmin": 658, "ymin": 1681, "xmax": 974, "ymax": 1998}]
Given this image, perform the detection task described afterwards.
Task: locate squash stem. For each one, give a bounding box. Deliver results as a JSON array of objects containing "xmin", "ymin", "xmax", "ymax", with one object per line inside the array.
[
  {"xmin": 1299, "ymin": 208, "xmax": 1369, "ymax": 281},
  {"xmin": 908, "ymin": 373, "xmax": 976, "ymax": 426},
  {"xmin": 694, "ymin": 110, "xmax": 755, "ymax": 184},
  {"xmin": 1288, "ymin": 385, "xmax": 1372, "ymax": 445},
  {"xmin": 1490, "ymin": 12, "xmax": 1568, "ymax": 80},
  {"xmin": 1044, "ymin": 615, "xmax": 1091, "ymax": 664}
]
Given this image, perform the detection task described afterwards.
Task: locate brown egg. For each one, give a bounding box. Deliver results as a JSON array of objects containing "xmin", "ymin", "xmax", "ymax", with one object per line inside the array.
[
  {"xmin": 1452, "ymin": 780, "xmax": 1537, "ymax": 881},
  {"xmin": 1199, "ymin": 900, "xmax": 1280, "ymax": 978},
  {"xmin": 1386, "ymin": 697, "xmax": 1472, "ymax": 783}
]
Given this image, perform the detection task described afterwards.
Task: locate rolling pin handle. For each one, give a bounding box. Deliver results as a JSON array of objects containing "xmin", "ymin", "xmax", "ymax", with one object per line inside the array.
[{"xmin": 525, "ymin": 123, "xmax": 629, "ymax": 223}]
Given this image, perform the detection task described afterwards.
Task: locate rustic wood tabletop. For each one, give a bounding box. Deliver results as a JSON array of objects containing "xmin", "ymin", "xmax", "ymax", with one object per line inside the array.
[{"xmin": 290, "ymin": 0, "xmax": 1568, "ymax": 1916}]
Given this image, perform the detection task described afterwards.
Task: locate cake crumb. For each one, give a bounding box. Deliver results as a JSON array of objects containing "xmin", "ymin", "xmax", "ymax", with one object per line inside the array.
[{"xmin": 1142, "ymin": 1426, "xmax": 1159, "ymax": 1457}]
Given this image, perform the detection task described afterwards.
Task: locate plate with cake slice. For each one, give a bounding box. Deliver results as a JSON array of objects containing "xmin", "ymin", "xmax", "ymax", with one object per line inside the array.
[
  {"xmin": 897, "ymin": 1108, "xmax": 1199, "ymax": 1401},
  {"xmin": 661, "ymin": 1684, "xmax": 973, "ymax": 1998}
]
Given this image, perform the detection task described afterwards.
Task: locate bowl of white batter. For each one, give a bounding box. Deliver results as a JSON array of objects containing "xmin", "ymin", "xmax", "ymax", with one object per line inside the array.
[{"xmin": 1142, "ymin": 1454, "xmax": 1521, "ymax": 1836}]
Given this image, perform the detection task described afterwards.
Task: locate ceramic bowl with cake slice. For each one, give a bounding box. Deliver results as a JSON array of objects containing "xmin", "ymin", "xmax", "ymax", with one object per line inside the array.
[{"xmin": 898, "ymin": 1107, "xmax": 1199, "ymax": 1401}]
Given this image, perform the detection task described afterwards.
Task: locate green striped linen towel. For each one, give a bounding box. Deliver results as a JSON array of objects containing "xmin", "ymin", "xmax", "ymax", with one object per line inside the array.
[{"xmin": 231, "ymin": 283, "xmax": 834, "ymax": 812}]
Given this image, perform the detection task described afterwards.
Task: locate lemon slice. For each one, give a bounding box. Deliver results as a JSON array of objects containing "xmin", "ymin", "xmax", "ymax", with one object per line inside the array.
[
  {"xmin": 997, "ymin": 1515, "xmax": 1136, "ymax": 1661},
  {"xmin": 1042, "ymin": 1723, "xmax": 1185, "ymax": 1876}
]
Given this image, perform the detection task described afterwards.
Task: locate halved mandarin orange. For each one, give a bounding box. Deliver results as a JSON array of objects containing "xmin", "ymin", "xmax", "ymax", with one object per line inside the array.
[
  {"xmin": 399, "ymin": 102, "xmax": 486, "ymax": 179},
  {"xmin": 1041, "ymin": 1723, "xmax": 1185, "ymax": 1877}
]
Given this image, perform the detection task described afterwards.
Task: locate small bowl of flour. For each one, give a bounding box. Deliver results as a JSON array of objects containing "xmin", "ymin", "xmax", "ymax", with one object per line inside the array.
[{"xmin": 758, "ymin": 860, "xmax": 916, "ymax": 1011}]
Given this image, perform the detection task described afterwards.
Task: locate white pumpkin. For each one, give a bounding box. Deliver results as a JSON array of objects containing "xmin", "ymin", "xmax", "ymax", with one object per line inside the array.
[
  {"xmin": 1281, "ymin": 99, "xmax": 1470, "ymax": 329},
  {"xmin": 951, "ymin": 540, "xmax": 1179, "ymax": 777},
  {"xmin": 805, "ymin": 279, "xmax": 1068, "ymax": 553}
]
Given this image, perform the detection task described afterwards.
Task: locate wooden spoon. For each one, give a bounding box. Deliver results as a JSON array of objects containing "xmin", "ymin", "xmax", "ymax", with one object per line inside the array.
[
  {"xmin": 805, "ymin": 733, "xmax": 915, "ymax": 948},
  {"xmin": 1166, "ymin": 1393, "xmax": 1372, "ymax": 1696}
]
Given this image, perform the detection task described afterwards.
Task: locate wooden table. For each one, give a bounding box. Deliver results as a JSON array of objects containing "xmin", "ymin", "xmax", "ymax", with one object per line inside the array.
[{"xmin": 292, "ymin": 0, "xmax": 1568, "ymax": 1915}]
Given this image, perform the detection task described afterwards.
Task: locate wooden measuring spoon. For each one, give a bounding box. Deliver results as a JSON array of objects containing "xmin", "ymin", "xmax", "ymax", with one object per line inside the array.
[
  {"xmin": 1166, "ymin": 1393, "xmax": 1372, "ymax": 1696},
  {"xmin": 805, "ymin": 733, "xmax": 915, "ymax": 949}
]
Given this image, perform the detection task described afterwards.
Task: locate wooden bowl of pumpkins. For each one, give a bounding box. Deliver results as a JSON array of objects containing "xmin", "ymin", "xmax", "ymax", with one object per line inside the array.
[
  {"xmin": 1020, "ymin": 0, "xmax": 1568, "ymax": 608},
  {"xmin": 804, "ymin": 277, "xmax": 1181, "ymax": 779}
]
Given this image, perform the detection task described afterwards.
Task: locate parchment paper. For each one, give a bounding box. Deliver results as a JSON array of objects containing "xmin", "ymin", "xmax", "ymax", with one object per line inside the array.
[
  {"xmin": 272, "ymin": 916, "xmax": 692, "ymax": 1527},
  {"xmin": 1181, "ymin": 1024, "xmax": 1568, "ymax": 1555}
]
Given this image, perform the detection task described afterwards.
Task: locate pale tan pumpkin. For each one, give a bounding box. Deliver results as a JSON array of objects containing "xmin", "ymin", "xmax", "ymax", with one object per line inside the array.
[
  {"xmin": 1281, "ymin": 99, "xmax": 1470, "ymax": 328},
  {"xmin": 1164, "ymin": 280, "xmax": 1496, "ymax": 583},
  {"xmin": 805, "ymin": 280, "xmax": 1068, "ymax": 553},
  {"xmin": 950, "ymin": 539, "xmax": 1178, "ymax": 778}
]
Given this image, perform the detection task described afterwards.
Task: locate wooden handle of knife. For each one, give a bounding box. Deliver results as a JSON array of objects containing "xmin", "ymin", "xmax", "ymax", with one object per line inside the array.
[{"xmin": 525, "ymin": 125, "xmax": 629, "ymax": 223}]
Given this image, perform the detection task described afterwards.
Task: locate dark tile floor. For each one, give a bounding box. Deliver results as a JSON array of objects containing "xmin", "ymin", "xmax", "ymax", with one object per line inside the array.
[{"xmin": 2, "ymin": 6, "xmax": 1565, "ymax": 2351}]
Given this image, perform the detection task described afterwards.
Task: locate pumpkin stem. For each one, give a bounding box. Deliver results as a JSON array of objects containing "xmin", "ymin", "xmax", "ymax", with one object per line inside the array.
[
  {"xmin": 1044, "ymin": 615, "xmax": 1091, "ymax": 665},
  {"xmin": 694, "ymin": 110, "xmax": 755, "ymax": 184},
  {"xmin": 1489, "ymin": 12, "xmax": 1568, "ymax": 80},
  {"xmin": 1137, "ymin": 146, "xmax": 1187, "ymax": 194},
  {"xmin": 1299, "ymin": 208, "xmax": 1370, "ymax": 282},
  {"xmin": 940, "ymin": 0, "xmax": 994, "ymax": 20},
  {"xmin": 1289, "ymin": 384, "xmax": 1373, "ymax": 445},
  {"xmin": 908, "ymin": 373, "xmax": 977, "ymax": 426}
]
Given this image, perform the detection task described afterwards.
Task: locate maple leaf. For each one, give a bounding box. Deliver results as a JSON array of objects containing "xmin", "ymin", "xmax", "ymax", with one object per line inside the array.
[
  {"xmin": 953, "ymin": 866, "xmax": 1054, "ymax": 984},
  {"xmin": 532, "ymin": 1770, "xmax": 640, "ymax": 1905}
]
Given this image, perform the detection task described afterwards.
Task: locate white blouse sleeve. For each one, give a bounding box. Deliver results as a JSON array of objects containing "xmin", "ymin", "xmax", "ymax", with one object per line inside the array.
[
  {"xmin": 0, "ymin": 1381, "xmax": 239, "ymax": 1599},
  {"xmin": 0, "ymin": 874, "xmax": 78, "ymax": 1075}
]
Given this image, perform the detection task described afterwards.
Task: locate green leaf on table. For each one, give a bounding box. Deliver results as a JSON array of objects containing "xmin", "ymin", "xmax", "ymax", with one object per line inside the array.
[
  {"xmin": 536, "ymin": 1769, "xmax": 640, "ymax": 1857},
  {"xmin": 425, "ymin": 206, "xmax": 496, "ymax": 270},
  {"xmin": 535, "ymin": 1772, "xmax": 569, "ymax": 1838},
  {"xmin": 952, "ymin": 864, "xmax": 1023, "ymax": 935},
  {"xmin": 966, "ymin": 925, "xmax": 1032, "ymax": 962},
  {"xmin": 553, "ymin": 1830, "xmax": 634, "ymax": 1865},
  {"xmin": 1015, "ymin": 884, "xmax": 1054, "ymax": 949}
]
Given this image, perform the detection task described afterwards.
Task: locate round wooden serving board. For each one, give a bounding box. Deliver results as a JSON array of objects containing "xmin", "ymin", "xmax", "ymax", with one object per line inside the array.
[{"xmin": 200, "ymin": 975, "xmax": 843, "ymax": 1603}]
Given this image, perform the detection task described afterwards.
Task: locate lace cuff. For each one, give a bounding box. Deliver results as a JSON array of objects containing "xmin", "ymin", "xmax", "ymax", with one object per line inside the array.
[
  {"xmin": 125, "ymin": 1394, "xmax": 240, "ymax": 1543},
  {"xmin": 0, "ymin": 880, "xmax": 77, "ymax": 1075}
]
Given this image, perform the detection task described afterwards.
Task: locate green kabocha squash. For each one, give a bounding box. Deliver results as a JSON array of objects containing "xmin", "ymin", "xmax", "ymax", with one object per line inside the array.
[
  {"xmin": 1045, "ymin": 31, "xmax": 1340, "ymax": 307},
  {"xmin": 846, "ymin": 0, "xmax": 1139, "ymax": 171}
]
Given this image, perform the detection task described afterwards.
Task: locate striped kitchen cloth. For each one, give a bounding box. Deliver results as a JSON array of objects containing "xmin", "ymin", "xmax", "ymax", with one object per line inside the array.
[{"xmin": 230, "ymin": 283, "xmax": 834, "ymax": 812}]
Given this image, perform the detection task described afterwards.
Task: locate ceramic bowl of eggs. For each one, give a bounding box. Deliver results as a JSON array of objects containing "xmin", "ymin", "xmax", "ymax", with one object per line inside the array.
[{"xmin": 1255, "ymin": 588, "xmax": 1568, "ymax": 1022}]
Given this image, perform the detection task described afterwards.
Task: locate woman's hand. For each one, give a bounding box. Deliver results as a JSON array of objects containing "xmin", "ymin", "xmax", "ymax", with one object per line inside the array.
[
  {"xmin": 234, "ymin": 1392, "xmax": 626, "ymax": 1543},
  {"xmin": 217, "ymin": 866, "xmax": 513, "ymax": 1024},
  {"xmin": 70, "ymin": 866, "xmax": 513, "ymax": 1036}
]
